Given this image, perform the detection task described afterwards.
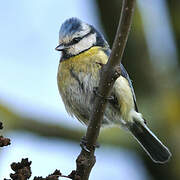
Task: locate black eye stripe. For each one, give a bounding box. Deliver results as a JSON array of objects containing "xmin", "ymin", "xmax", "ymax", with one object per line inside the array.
[
  {"xmin": 72, "ymin": 37, "xmax": 82, "ymax": 43},
  {"xmin": 65, "ymin": 28, "xmax": 95, "ymax": 46}
]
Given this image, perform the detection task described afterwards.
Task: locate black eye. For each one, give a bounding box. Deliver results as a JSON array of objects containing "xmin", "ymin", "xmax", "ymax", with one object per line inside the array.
[{"xmin": 72, "ymin": 37, "xmax": 81, "ymax": 44}]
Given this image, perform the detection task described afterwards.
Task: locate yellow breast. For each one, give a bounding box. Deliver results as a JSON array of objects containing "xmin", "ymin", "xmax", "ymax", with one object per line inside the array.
[{"xmin": 57, "ymin": 46, "xmax": 108, "ymax": 92}]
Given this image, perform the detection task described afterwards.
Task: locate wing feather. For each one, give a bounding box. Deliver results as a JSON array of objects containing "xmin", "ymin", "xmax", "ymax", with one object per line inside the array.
[{"xmin": 104, "ymin": 48, "xmax": 138, "ymax": 112}]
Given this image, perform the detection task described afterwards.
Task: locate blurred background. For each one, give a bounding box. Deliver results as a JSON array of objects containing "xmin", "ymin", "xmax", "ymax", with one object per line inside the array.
[{"xmin": 0, "ymin": 0, "xmax": 180, "ymax": 179}]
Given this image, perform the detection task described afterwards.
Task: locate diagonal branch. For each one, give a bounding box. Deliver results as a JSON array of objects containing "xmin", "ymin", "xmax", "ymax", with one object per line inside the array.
[{"xmin": 75, "ymin": 0, "xmax": 136, "ymax": 179}]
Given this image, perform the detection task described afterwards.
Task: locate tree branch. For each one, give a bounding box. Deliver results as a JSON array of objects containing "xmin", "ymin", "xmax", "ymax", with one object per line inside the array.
[{"xmin": 75, "ymin": 0, "xmax": 136, "ymax": 179}]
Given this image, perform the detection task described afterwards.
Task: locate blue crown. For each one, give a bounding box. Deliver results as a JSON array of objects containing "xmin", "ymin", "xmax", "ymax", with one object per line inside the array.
[{"xmin": 59, "ymin": 17, "xmax": 83, "ymax": 38}]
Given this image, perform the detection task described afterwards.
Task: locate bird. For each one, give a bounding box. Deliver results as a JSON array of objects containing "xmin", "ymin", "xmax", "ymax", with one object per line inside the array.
[{"xmin": 55, "ymin": 17, "xmax": 171, "ymax": 163}]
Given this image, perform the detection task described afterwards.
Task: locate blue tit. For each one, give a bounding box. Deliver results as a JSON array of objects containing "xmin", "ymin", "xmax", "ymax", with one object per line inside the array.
[{"xmin": 56, "ymin": 17, "xmax": 171, "ymax": 163}]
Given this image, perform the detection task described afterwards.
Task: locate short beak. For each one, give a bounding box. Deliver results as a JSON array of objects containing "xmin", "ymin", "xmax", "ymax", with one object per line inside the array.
[{"xmin": 55, "ymin": 44, "xmax": 65, "ymax": 51}]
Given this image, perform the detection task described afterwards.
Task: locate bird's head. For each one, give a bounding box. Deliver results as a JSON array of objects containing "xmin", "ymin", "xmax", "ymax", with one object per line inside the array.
[{"xmin": 55, "ymin": 17, "xmax": 109, "ymax": 59}]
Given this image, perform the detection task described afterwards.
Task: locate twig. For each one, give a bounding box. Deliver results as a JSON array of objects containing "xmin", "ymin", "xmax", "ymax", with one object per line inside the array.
[
  {"xmin": 5, "ymin": 158, "xmax": 62, "ymax": 180},
  {"xmin": 9, "ymin": 158, "xmax": 32, "ymax": 180},
  {"xmin": 75, "ymin": 0, "xmax": 135, "ymax": 179}
]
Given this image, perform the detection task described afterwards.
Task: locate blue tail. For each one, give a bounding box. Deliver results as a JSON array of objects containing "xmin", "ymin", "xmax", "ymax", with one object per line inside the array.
[{"xmin": 129, "ymin": 120, "xmax": 171, "ymax": 163}]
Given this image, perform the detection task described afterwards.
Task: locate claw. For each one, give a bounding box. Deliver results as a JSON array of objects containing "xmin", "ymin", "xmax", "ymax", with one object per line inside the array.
[
  {"xmin": 93, "ymin": 87, "xmax": 114, "ymax": 101},
  {"xmin": 95, "ymin": 62, "xmax": 104, "ymax": 67},
  {"xmin": 80, "ymin": 136, "xmax": 90, "ymax": 153},
  {"xmin": 80, "ymin": 136, "xmax": 100, "ymax": 153}
]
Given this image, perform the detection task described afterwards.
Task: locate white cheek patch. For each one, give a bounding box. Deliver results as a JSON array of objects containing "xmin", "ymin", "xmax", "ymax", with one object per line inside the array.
[{"xmin": 67, "ymin": 33, "xmax": 96, "ymax": 55}]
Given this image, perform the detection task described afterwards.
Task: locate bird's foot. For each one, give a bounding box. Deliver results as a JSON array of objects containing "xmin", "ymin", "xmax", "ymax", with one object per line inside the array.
[
  {"xmin": 95, "ymin": 62, "xmax": 104, "ymax": 67},
  {"xmin": 93, "ymin": 87, "xmax": 114, "ymax": 101},
  {"xmin": 80, "ymin": 136, "xmax": 100, "ymax": 153}
]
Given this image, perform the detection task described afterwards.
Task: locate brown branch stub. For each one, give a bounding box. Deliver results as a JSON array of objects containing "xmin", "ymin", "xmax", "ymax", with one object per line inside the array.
[
  {"xmin": 0, "ymin": 136, "xmax": 11, "ymax": 147},
  {"xmin": 0, "ymin": 121, "xmax": 11, "ymax": 147},
  {"xmin": 67, "ymin": 170, "xmax": 77, "ymax": 179},
  {"xmin": 9, "ymin": 158, "xmax": 32, "ymax": 180},
  {"xmin": 74, "ymin": 0, "xmax": 136, "ymax": 179},
  {"xmin": 34, "ymin": 169, "xmax": 62, "ymax": 180},
  {"xmin": 6, "ymin": 157, "xmax": 64, "ymax": 180}
]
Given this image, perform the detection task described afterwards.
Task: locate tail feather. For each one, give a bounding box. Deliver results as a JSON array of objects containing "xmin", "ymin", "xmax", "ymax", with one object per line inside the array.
[{"xmin": 128, "ymin": 120, "xmax": 171, "ymax": 163}]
